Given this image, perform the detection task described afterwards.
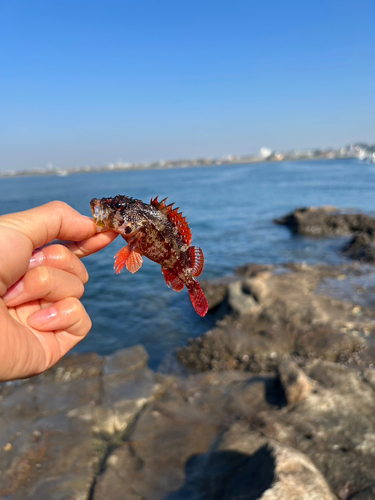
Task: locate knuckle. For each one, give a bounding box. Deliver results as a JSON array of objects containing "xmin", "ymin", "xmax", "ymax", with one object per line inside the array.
[
  {"xmin": 46, "ymin": 243, "xmax": 69, "ymax": 263},
  {"xmin": 47, "ymin": 244, "xmax": 89, "ymax": 283},
  {"xmin": 68, "ymin": 296, "xmax": 84, "ymax": 315},
  {"xmin": 56, "ymin": 243, "xmax": 70, "ymax": 261},
  {"xmin": 76, "ymin": 280, "xmax": 85, "ymax": 298},
  {"xmin": 33, "ymin": 265, "xmax": 50, "ymax": 287},
  {"xmin": 84, "ymin": 315, "xmax": 92, "ymax": 335},
  {"xmin": 48, "ymin": 200, "xmax": 70, "ymax": 213},
  {"xmin": 68, "ymin": 299, "xmax": 92, "ymax": 335},
  {"xmin": 82, "ymin": 268, "xmax": 89, "ymax": 284}
]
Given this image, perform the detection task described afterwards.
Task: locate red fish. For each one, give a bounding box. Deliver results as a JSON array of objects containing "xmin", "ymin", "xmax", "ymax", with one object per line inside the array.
[{"xmin": 90, "ymin": 195, "xmax": 209, "ymax": 317}]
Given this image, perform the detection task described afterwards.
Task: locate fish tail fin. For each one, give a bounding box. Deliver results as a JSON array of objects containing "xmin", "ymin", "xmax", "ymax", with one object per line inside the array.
[{"xmin": 186, "ymin": 279, "xmax": 209, "ymax": 317}]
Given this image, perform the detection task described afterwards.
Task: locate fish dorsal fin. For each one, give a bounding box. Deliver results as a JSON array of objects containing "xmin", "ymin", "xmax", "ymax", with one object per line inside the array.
[{"xmin": 151, "ymin": 196, "xmax": 192, "ymax": 245}]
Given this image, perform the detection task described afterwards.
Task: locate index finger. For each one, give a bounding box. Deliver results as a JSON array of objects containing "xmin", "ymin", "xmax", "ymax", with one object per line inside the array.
[
  {"xmin": 0, "ymin": 201, "xmax": 98, "ymax": 248},
  {"xmin": 0, "ymin": 201, "xmax": 110, "ymax": 293},
  {"xmin": 65, "ymin": 230, "xmax": 119, "ymax": 258}
]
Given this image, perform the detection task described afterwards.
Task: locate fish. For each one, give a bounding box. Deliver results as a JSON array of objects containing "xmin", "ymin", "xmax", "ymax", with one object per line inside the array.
[{"xmin": 90, "ymin": 195, "xmax": 209, "ymax": 317}]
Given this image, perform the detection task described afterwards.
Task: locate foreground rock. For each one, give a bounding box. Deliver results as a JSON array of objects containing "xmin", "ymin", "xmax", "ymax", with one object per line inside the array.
[
  {"xmin": 0, "ymin": 347, "xmax": 162, "ymax": 500},
  {"xmin": 2, "ymin": 348, "xmax": 375, "ymax": 499},
  {"xmin": 2, "ymin": 262, "xmax": 375, "ymax": 499},
  {"xmin": 274, "ymin": 206, "xmax": 375, "ymax": 237},
  {"xmin": 179, "ymin": 262, "xmax": 375, "ymax": 372}
]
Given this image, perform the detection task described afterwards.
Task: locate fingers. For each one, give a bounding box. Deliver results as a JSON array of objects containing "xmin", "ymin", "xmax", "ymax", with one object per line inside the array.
[
  {"xmin": 0, "ymin": 201, "xmax": 98, "ymax": 249},
  {"xmin": 0, "ymin": 201, "xmax": 98, "ymax": 293},
  {"xmin": 29, "ymin": 244, "xmax": 89, "ymax": 282},
  {"xmin": 0, "ymin": 201, "xmax": 118, "ymax": 296},
  {"xmin": 28, "ymin": 297, "xmax": 92, "ymax": 337},
  {"xmin": 0, "ymin": 295, "xmax": 92, "ymax": 379},
  {"xmin": 1, "ymin": 200, "xmax": 118, "ymax": 257},
  {"xmin": 2, "ymin": 266, "xmax": 85, "ymax": 307},
  {"xmin": 28, "ymin": 297, "xmax": 92, "ymax": 360},
  {"xmin": 64, "ymin": 230, "xmax": 119, "ymax": 258}
]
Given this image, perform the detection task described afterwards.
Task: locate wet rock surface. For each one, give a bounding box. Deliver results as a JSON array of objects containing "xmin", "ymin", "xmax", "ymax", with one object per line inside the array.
[
  {"xmin": 2, "ymin": 346, "xmax": 375, "ymax": 498},
  {"xmin": 275, "ymin": 206, "xmax": 375, "ymax": 237},
  {"xmin": 0, "ymin": 348, "xmax": 162, "ymax": 500},
  {"xmin": 2, "ymin": 261, "xmax": 375, "ymax": 498}
]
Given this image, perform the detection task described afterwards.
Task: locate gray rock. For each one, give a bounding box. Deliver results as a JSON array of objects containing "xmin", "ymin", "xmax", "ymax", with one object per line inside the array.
[
  {"xmin": 275, "ymin": 206, "xmax": 375, "ymax": 265},
  {"xmin": 0, "ymin": 353, "xmax": 104, "ymax": 500},
  {"xmin": 200, "ymin": 277, "xmax": 232, "ymax": 312},
  {"xmin": 227, "ymin": 279, "xmax": 262, "ymax": 316},
  {"xmin": 277, "ymin": 358, "xmax": 314, "ymax": 406},
  {"xmin": 93, "ymin": 406, "xmax": 219, "ymax": 500},
  {"xmin": 348, "ymin": 485, "xmax": 375, "ymax": 499},
  {"xmin": 93, "ymin": 370, "xmax": 253, "ymax": 500},
  {"xmin": 2, "ymin": 261, "xmax": 375, "ymax": 500},
  {"xmin": 261, "ymin": 443, "xmax": 337, "ymax": 500},
  {"xmin": 215, "ymin": 422, "xmax": 336, "ymax": 500},
  {"xmin": 343, "ymin": 231, "xmax": 375, "ymax": 264},
  {"xmin": 275, "ymin": 206, "xmax": 375, "ymax": 237},
  {"xmin": 254, "ymin": 360, "xmax": 375, "ymax": 497},
  {"xmin": 168, "ymin": 443, "xmax": 277, "ymax": 500},
  {"xmin": 2, "ymin": 346, "xmax": 375, "ymax": 500},
  {"xmin": 96, "ymin": 346, "xmax": 163, "ymax": 436},
  {"xmin": 0, "ymin": 346, "xmax": 162, "ymax": 499},
  {"xmin": 178, "ymin": 263, "xmax": 375, "ymax": 372}
]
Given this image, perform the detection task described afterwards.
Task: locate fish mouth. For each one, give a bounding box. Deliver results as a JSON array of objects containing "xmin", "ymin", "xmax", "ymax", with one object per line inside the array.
[{"xmin": 90, "ymin": 198, "xmax": 108, "ymax": 229}]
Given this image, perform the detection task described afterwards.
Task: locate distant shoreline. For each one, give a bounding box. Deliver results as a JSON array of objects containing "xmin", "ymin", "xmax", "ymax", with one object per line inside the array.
[{"xmin": 0, "ymin": 155, "xmax": 360, "ymax": 179}]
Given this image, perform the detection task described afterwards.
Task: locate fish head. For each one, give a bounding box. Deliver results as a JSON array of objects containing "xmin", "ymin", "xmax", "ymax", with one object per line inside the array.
[{"xmin": 90, "ymin": 195, "xmax": 146, "ymax": 235}]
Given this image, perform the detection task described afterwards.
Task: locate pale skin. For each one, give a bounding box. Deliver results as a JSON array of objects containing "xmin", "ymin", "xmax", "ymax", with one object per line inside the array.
[{"xmin": 0, "ymin": 201, "xmax": 118, "ymax": 381}]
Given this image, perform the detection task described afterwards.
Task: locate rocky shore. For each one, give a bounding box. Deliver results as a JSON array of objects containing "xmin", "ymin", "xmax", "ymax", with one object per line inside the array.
[
  {"xmin": 2, "ymin": 208, "xmax": 375, "ymax": 500},
  {"xmin": 275, "ymin": 206, "xmax": 375, "ymax": 263}
]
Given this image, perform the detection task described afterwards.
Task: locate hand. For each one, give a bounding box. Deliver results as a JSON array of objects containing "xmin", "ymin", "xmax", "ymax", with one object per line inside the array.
[{"xmin": 0, "ymin": 201, "xmax": 118, "ymax": 381}]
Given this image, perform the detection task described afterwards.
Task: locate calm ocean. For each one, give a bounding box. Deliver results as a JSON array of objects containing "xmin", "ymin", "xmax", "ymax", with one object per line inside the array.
[{"xmin": 1, "ymin": 159, "xmax": 374, "ymax": 368}]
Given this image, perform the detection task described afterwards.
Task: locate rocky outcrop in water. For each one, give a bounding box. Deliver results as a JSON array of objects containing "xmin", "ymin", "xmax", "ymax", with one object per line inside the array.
[
  {"xmin": 2, "ymin": 261, "xmax": 375, "ymax": 499},
  {"xmin": 343, "ymin": 230, "xmax": 375, "ymax": 264},
  {"xmin": 275, "ymin": 206, "xmax": 375, "ymax": 264},
  {"xmin": 274, "ymin": 206, "xmax": 375, "ymax": 237}
]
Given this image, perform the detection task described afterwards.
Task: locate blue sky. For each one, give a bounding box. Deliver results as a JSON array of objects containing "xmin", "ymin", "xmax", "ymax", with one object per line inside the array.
[{"xmin": 1, "ymin": 0, "xmax": 374, "ymax": 171}]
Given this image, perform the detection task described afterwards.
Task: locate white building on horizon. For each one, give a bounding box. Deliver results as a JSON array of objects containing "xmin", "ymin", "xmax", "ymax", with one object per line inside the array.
[{"xmin": 259, "ymin": 147, "xmax": 273, "ymax": 160}]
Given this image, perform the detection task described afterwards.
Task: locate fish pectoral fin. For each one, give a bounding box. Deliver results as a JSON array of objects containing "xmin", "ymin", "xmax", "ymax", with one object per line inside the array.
[
  {"xmin": 114, "ymin": 246, "xmax": 131, "ymax": 274},
  {"xmin": 162, "ymin": 268, "xmax": 184, "ymax": 292},
  {"xmin": 114, "ymin": 246, "xmax": 143, "ymax": 274},
  {"xmin": 126, "ymin": 250, "xmax": 143, "ymax": 274}
]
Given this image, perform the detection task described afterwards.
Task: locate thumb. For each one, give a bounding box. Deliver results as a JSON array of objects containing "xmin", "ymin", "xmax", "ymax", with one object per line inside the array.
[{"xmin": 0, "ymin": 201, "xmax": 97, "ymax": 294}]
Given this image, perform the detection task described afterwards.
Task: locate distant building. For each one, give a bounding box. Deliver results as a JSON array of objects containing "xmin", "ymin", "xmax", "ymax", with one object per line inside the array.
[
  {"xmin": 274, "ymin": 153, "xmax": 284, "ymax": 161},
  {"xmin": 259, "ymin": 147, "xmax": 273, "ymax": 160}
]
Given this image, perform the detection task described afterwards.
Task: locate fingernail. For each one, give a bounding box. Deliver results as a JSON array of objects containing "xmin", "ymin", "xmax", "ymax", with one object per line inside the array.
[
  {"xmin": 28, "ymin": 306, "xmax": 58, "ymax": 328},
  {"xmin": 29, "ymin": 249, "xmax": 45, "ymax": 269},
  {"xmin": 2, "ymin": 279, "xmax": 24, "ymax": 303}
]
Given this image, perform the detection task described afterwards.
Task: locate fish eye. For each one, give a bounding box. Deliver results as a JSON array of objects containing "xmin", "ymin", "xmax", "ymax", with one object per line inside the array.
[
  {"xmin": 113, "ymin": 201, "xmax": 122, "ymax": 210},
  {"xmin": 125, "ymin": 226, "xmax": 132, "ymax": 234}
]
